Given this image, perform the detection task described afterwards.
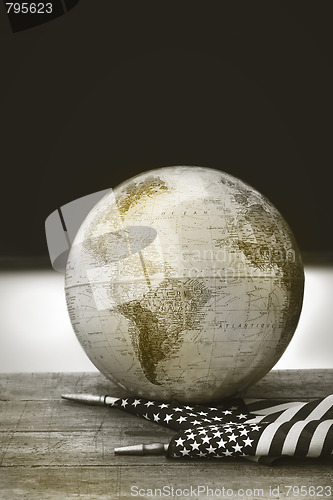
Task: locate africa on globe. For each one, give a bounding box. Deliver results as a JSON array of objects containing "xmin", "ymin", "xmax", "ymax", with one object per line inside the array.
[{"xmin": 65, "ymin": 166, "xmax": 304, "ymax": 403}]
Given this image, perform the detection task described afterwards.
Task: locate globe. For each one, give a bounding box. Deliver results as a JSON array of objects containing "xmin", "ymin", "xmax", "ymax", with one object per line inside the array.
[{"xmin": 65, "ymin": 166, "xmax": 304, "ymax": 403}]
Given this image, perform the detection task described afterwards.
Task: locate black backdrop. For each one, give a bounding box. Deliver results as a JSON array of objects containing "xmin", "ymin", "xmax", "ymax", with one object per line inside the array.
[{"xmin": 0, "ymin": 1, "xmax": 332, "ymax": 262}]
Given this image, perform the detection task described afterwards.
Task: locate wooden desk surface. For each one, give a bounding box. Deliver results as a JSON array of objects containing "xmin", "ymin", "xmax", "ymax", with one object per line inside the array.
[{"xmin": 0, "ymin": 370, "xmax": 332, "ymax": 499}]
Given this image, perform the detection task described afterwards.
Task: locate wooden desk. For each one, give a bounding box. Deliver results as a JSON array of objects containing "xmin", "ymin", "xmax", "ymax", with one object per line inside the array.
[{"xmin": 0, "ymin": 371, "xmax": 332, "ymax": 499}]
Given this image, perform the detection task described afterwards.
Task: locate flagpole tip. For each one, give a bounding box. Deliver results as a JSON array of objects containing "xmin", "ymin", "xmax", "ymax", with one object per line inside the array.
[
  {"xmin": 61, "ymin": 393, "xmax": 106, "ymax": 405},
  {"xmin": 114, "ymin": 443, "xmax": 168, "ymax": 455}
]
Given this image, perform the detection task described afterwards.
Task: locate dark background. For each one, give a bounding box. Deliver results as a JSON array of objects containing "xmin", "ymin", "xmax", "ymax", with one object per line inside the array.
[{"xmin": 0, "ymin": 1, "xmax": 332, "ymax": 266}]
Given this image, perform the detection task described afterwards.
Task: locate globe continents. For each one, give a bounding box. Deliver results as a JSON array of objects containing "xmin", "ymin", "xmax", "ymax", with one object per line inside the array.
[{"xmin": 65, "ymin": 166, "xmax": 304, "ymax": 403}]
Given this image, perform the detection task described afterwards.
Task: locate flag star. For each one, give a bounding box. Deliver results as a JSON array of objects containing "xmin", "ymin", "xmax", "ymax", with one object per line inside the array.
[
  {"xmin": 185, "ymin": 428, "xmax": 194, "ymax": 434},
  {"xmin": 202, "ymin": 418, "xmax": 212, "ymax": 423},
  {"xmin": 216, "ymin": 438, "xmax": 227, "ymax": 448},
  {"xmin": 250, "ymin": 425, "xmax": 261, "ymax": 431},
  {"xmin": 164, "ymin": 414, "xmax": 173, "ymax": 423},
  {"xmin": 206, "ymin": 444, "xmax": 217, "ymax": 454},
  {"xmin": 180, "ymin": 447, "xmax": 190, "ymax": 456},
  {"xmin": 222, "ymin": 410, "xmax": 232, "ymax": 415},
  {"xmin": 188, "ymin": 413, "xmax": 198, "ymax": 417},
  {"xmin": 153, "ymin": 413, "xmax": 160, "ymax": 422},
  {"xmin": 243, "ymin": 437, "xmax": 254, "ymax": 447},
  {"xmin": 131, "ymin": 399, "xmax": 141, "ymax": 407},
  {"xmin": 190, "ymin": 420, "xmax": 202, "ymax": 426},
  {"xmin": 209, "ymin": 407, "xmax": 218, "ymax": 411},
  {"xmin": 232, "ymin": 443, "xmax": 243, "ymax": 453},
  {"xmin": 223, "ymin": 449, "xmax": 233, "ymax": 457},
  {"xmin": 224, "ymin": 426, "xmax": 234, "ymax": 434},
  {"xmin": 237, "ymin": 413, "xmax": 247, "ymax": 420},
  {"xmin": 158, "ymin": 403, "xmax": 169, "ymax": 409},
  {"xmin": 190, "ymin": 440, "xmax": 200, "ymax": 450},
  {"xmin": 177, "ymin": 416, "xmax": 187, "ymax": 424},
  {"xmin": 198, "ymin": 429, "xmax": 207, "ymax": 435},
  {"xmin": 175, "ymin": 437, "xmax": 185, "ymax": 447},
  {"xmin": 198, "ymin": 451, "xmax": 207, "ymax": 457},
  {"xmin": 212, "ymin": 416, "xmax": 223, "ymax": 422},
  {"xmin": 198, "ymin": 411, "xmax": 208, "ymax": 416},
  {"xmin": 143, "ymin": 413, "xmax": 150, "ymax": 420},
  {"xmin": 229, "ymin": 405, "xmax": 238, "ymax": 410},
  {"xmin": 213, "ymin": 430, "xmax": 222, "ymax": 438},
  {"xmin": 186, "ymin": 432, "xmax": 196, "ymax": 440},
  {"xmin": 121, "ymin": 399, "xmax": 128, "ymax": 408},
  {"xmin": 184, "ymin": 406, "xmax": 194, "ymax": 410},
  {"xmin": 173, "ymin": 407, "xmax": 183, "ymax": 412},
  {"xmin": 144, "ymin": 401, "xmax": 154, "ymax": 407},
  {"xmin": 228, "ymin": 433, "xmax": 238, "ymax": 443},
  {"xmin": 239, "ymin": 428, "xmax": 249, "ymax": 436},
  {"xmin": 201, "ymin": 435, "xmax": 211, "ymax": 444}
]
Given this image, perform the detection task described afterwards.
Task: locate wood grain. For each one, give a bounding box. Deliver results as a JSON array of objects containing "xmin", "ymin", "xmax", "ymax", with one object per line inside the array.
[{"xmin": 0, "ymin": 371, "xmax": 332, "ymax": 499}]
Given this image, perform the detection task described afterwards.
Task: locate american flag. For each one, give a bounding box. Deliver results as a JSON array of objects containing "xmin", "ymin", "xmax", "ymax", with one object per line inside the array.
[{"xmin": 109, "ymin": 395, "xmax": 333, "ymax": 462}]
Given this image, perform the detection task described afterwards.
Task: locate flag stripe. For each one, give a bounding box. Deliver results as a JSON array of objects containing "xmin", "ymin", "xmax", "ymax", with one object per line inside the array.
[
  {"xmin": 245, "ymin": 396, "xmax": 333, "ymax": 423},
  {"xmin": 245, "ymin": 411, "xmax": 288, "ymax": 424},
  {"xmin": 320, "ymin": 422, "xmax": 333, "ymax": 457},
  {"xmin": 276, "ymin": 402, "xmax": 318, "ymax": 422},
  {"xmin": 246, "ymin": 409, "xmax": 306, "ymax": 424},
  {"xmin": 254, "ymin": 421, "xmax": 287, "ymax": 456},
  {"xmin": 245, "ymin": 401, "xmax": 306, "ymax": 416},
  {"xmin": 244, "ymin": 415, "xmax": 268, "ymax": 424},
  {"xmin": 294, "ymin": 420, "xmax": 321, "ymax": 457},
  {"xmin": 288, "ymin": 399, "xmax": 322, "ymax": 421},
  {"xmin": 268, "ymin": 421, "xmax": 296, "ymax": 456},
  {"xmin": 306, "ymin": 420, "xmax": 333, "ymax": 457},
  {"xmin": 261, "ymin": 411, "xmax": 296, "ymax": 423},
  {"xmin": 244, "ymin": 398, "xmax": 292, "ymax": 413},
  {"xmin": 287, "ymin": 397, "xmax": 332, "ymax": 422},
  {"xmin": 280, "ymin": 420, "xmax": 313, "ymax": 456},
  {"xmin": 305, "ymin": 395, "xmax": 333, "ymax": 420}
]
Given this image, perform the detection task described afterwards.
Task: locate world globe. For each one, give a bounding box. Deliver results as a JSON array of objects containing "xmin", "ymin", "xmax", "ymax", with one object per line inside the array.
[{"xmin": 65, "ymin": 166, "xmax": 304, "ymax": 403}]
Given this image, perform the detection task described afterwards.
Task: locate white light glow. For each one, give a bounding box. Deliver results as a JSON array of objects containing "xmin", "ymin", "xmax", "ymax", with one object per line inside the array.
[
  {"xmin": 0, "ymin": 270, "xmax": 97, "ymax": 372},
  {"xmin": 0, "ymin": 267, "xmax": 332, "ymax": 372},
  {"xmin": 273, "ymin": 266, "xmax": 333, "ymax": 370}
]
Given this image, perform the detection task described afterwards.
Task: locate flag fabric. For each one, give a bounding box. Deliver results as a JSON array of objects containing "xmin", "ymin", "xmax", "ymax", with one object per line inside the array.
[{"xmin": 108, "ymin": 395, "xmax": 333, "ymax": 463}]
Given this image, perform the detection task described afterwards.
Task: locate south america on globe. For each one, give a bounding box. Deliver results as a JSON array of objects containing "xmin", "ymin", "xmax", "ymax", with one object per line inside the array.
[{"xmin": 65, "ymin": 166, "xmax": 304, "ymax": 403}]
